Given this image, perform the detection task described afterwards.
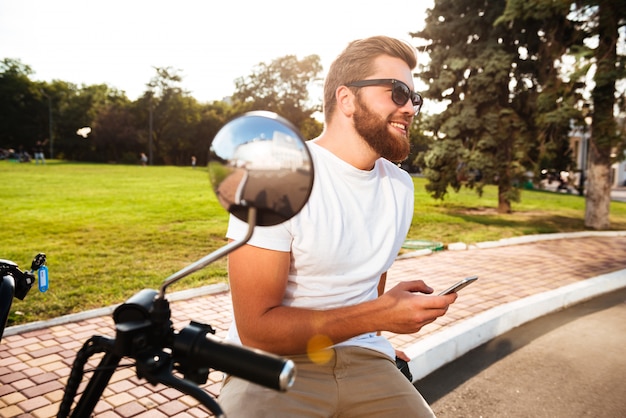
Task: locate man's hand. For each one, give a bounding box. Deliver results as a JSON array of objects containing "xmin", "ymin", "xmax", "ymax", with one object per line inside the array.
[{"xmin": 378, "ymin": 280, "xmax": 457, "ymax": 334}]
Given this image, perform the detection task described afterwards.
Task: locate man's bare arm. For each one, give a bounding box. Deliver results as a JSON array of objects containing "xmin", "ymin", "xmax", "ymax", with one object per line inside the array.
[{"xmin": 228, "ymin": 244, "xmax": 456, "ymax": 355}]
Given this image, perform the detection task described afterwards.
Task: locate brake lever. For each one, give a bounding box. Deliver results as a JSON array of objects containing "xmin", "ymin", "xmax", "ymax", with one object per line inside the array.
[{"xmin": 135, "ymin": 350, "xmax": 225, "ymax": 417}]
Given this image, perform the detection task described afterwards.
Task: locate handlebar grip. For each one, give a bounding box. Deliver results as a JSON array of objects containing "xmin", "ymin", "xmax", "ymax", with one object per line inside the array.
[{"xmin": 174, "ymin": 322, "xmax": 295, "ymax": 392}]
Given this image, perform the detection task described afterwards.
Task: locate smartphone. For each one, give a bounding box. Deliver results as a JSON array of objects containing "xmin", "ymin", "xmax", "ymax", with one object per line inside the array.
[{"xmin": 438, "ymin": 275, "xmax": 478, "ymax": 295}]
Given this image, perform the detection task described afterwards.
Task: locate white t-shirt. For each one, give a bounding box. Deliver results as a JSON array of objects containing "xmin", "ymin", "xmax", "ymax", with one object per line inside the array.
[{"xmin": 225, "ymin": 141, "xmax": 414, "ymax": 359}]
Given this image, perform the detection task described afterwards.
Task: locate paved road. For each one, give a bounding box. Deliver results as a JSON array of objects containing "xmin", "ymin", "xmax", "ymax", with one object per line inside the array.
[{"xmin": 416, "ymin": 287, "xmax": 626, "ymax": 418}]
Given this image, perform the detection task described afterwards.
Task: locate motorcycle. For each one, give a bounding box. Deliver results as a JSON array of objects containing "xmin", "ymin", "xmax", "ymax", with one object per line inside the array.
[
  {"xmin": 2, "ymin": 111, "xmax": 314, "ymax": 418},
  {"xmin": 0, "ymin": 253, "xmax": 47, "ymax": 339}
]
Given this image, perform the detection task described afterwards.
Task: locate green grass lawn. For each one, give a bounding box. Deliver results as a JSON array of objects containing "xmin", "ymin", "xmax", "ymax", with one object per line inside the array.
[
  {"xmin": 409, "ymin": 180, "xmax": 626, "ymax": 245},
  {"xmin": 2, "ymin": 160, "xmax": 626, "ymax": 326}
]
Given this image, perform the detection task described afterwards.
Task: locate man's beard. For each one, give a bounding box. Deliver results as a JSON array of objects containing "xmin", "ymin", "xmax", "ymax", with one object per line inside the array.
[{"xmin": 353, "ymin": 98, "xmax": 411, "ymax": 163}]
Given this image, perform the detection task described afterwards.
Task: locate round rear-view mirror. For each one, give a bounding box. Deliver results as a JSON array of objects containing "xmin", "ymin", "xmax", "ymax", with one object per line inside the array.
[{"xmin": 209, "ymin": 111, "xmax": 314, "ymax": 226}]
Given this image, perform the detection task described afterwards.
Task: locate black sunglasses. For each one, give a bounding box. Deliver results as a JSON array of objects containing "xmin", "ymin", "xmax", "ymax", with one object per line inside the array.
[{"xmin": 345, "ymin": 79, "xmax": 423, "ymax": 115}]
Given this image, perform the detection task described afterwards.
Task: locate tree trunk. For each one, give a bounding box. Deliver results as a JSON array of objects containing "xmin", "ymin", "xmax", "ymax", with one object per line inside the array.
[
  {"xmin": 584, "ymin": 0, "xmax": 618, "ymax": 230},
  {"xmin": 584, "ymin": 150, "xmax": 611, "ymax": 229},
  {"xmin": 498, "ymin": 183, "xmax": 512, "ymax": 214}
]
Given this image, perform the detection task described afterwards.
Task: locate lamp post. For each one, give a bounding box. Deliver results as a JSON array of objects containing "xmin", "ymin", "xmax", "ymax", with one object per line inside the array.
[
  {"xmin": 578, "ymin": 116, "xmax": 592, "ymax": 196},
  {"xmin": 40, "ymin": 90, "xmax": 54, "ymax": 159},
  {"xmin": 148, "ymin": 91, "xmax": 153, "ymax": 166}
]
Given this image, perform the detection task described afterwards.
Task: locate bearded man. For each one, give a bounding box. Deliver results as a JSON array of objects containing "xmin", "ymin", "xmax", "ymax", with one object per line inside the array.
[{"xmin": 219, "ymin": 35, "xmax": 457, "ymax": 418}]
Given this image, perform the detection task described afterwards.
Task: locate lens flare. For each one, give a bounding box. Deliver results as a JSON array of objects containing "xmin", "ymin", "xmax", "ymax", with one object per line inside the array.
[{"xmin": 306, "ymin": 334, "xmax": 334, "ymax": 364}]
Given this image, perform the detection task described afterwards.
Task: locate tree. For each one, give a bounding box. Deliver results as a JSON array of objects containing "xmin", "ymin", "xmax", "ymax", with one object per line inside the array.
[
  {"xmin": 413, "ymin": 0, "xmax": 535, "ymax": 213},
  {"xmin": 52, "ymin": 82, "xmax": 128, "ymax": 160},
  {"xmin": 232, "ymin": 54, "xmax": 323, "ymax": 138},
  {"xmin": 140, "ymin": 66, "xmax": 193, "ymax": 165},
  {"xmin": 498, "ymin": 0, "xmax": 626, "ymax": 229},
  {"xmin": 413, "ymin": 0, "xmax": 624, "ymax": 217},
  {"xmin": 0, "ymin": 58, "xmax": 134, "ymax": 161},
  {"xmin": 581, "ymin": 0, "xmax": 626, "ymax": 229},
  {"xmin": 0, "ymin": 59, "xmax": 44, "ymax": 151},
  {"xmin": 193, "ymin": 101, "xmax": 238, "ymax": 167},
  {"xmin": 90, "ymin": 100, "xmax": 139, "ymax": 163},
  {"xmin": 496, "ymin": 0, "xmax": 582, "ymax": 181},
  {"xmin": 405, "ymin": 114, "xmax": 435, "ymax": 173},
  {"xmin": 0, "ymin": 54, "xmax": 326, "ymax": 165}
]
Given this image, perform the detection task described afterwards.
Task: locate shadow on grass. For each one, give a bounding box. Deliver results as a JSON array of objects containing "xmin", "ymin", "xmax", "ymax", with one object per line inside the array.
[{"xmin": 450, "ymin": 209, "xmax": 588, "ymax": 233}]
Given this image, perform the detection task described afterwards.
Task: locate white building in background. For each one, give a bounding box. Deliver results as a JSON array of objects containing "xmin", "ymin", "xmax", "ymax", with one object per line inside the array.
[
  {"xmin": 569, "ymin": 117, "xmax": 626, "ymax": 189},
  {"xmin": 232, "ymin": 130, "xmax": 309, "ymax": 171},
  {"xmin": 613, "ymin": 152, "xmax": 626, "ymax": 187}
]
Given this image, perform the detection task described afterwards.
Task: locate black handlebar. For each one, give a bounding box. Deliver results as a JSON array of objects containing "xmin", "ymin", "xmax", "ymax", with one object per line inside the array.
[
  {"xmin": 58, "ymin": 287, "xmax": 295, "ymax": 417},
  {"xmin": 174, "ymin": 321, "xmax": 295, "ymax": 392},
  {"xmin": 109, "ymin": 287, "xmax": 294, "ymax": 390}
]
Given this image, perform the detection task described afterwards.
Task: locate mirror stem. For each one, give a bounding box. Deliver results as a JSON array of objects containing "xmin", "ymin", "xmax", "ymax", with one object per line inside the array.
[{"xmin": 157, "ymin": 207, "xmax": 257, "ymax": 299}]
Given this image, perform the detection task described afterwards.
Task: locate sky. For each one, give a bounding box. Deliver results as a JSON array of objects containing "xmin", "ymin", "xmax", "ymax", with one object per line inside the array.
[{"xmin": 0, "ymin": 0, "xmax": 432, "ymax": 104}]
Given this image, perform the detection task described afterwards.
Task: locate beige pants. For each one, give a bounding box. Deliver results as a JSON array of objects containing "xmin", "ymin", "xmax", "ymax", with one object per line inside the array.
[{"xmin": 218, "ymin": 346, "xmax": 435, "ymax": 418}]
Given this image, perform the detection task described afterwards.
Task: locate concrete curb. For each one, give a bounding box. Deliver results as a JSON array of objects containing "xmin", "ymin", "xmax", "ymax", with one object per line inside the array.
[
  {"xmin": 3, "ymin": 282, "xmax": 229, "ymax": 337},
  {"xmin": 400, "ymin": 230, "xmax": 626, "ymax": 255},
  {"xmin": 471, "ymin": 230, "xmax": 626, "ymax": 249},
  {"xmin": 406, "ymin": 268, "xmax": 626, "ymax": 381}
]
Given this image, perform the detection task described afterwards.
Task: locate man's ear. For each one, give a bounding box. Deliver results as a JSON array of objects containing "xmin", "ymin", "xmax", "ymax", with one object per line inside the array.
[{"xmin": 335, "ymin": 85, "xmax": 356, "ymax": 117}]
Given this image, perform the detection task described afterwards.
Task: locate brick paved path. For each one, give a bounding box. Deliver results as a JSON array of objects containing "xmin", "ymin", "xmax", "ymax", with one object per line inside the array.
[{"xmin": 1, "ymin": 235, "xmax": 625, "ymax": 417}]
